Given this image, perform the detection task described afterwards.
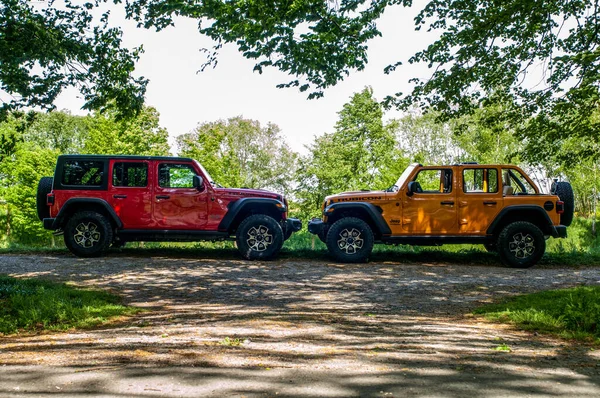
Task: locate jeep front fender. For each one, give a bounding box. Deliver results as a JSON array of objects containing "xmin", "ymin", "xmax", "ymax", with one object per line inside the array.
[
  {"xmin": 323, "ymin": 202, "xmax": 391, "ymax": 236},
  {"xmin": 218, "ymin": 198, "xmax": 286, "ymax": 232}
]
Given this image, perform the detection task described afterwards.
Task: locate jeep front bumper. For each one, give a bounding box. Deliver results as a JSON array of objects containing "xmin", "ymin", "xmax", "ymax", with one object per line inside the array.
[
  {"xmin": 285, "ymin": 218, "xmax": 302, "ymax": 233},
  {"xmin": 307, "ymin": 218, "xmax": 325, "ymax": 235}
]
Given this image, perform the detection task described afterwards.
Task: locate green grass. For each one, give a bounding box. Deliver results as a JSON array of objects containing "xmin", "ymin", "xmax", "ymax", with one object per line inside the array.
[
  {"xmin": 0, "ymin": 276, "xmax": 140, "ymax": 335},
  {"xmin": 475, "ymin": 286, "xmax": 600, "ymax": 342}
]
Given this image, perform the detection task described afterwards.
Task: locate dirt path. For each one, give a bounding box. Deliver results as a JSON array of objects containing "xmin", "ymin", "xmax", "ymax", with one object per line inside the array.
[{"xmin": 1, "ymin": 252, "xmax": 599, "ymax": 397}]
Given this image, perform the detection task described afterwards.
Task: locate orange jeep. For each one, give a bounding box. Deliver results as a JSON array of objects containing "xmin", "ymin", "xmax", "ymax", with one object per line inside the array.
[{"xmin": 308, "ymin": 163, "xmax": 573, "ymax": 268}]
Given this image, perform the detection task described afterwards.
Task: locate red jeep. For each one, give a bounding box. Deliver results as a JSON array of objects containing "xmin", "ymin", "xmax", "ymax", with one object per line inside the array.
[{"xmin": 36, "ymin": 155, "xmax": 301, "ymax": 259}]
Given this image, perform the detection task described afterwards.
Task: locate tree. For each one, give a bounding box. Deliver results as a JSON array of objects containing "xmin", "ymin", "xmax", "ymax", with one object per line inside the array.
[
  {"xmin": 25, "ymin": 111, "xmax": 87, "ymax": 153},
  {"xmin": 0, "ymin": 0, "xmax": 146, "ymax": 119},
  {"xmin": 177, "ymin": 117, "xmax": 297, "ymax": 194},
  {"xmin": 83, "ymin": 106, "xmax": 171, "ymax": 156},
  {"xmin": 0, "ymin": 141, "xmax": 58, "ymax": 243},
  {"xmin": 296, "ymin": 88, "xmax": 403, "ymax": 217}
]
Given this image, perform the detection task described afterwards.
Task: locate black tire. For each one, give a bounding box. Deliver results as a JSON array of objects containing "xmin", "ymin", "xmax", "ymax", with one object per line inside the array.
[
  {"xmin": 497, "ymin": 221, "xmax": 545, "ymax": 268},
  {"xmin": 552, "ymin": 181, "xmax": 574, "ymax": 226},
  {"xmin": 483, "ymin": 242, "xmax": 497, "ymax": 253},
  {"xmin": 236, "ymin": 214, "xmax": 284, "ymax": 260},
  {"xmin": 326, "ymin": 217, "xmax": 374, "ymax": 263},
  {"xmin": 36, "ymin": 176, "xmax": 53, "ymax": 221},
  {"xmin": 64, "ymin": 211, "xmax": 113, "ymax": 257}
]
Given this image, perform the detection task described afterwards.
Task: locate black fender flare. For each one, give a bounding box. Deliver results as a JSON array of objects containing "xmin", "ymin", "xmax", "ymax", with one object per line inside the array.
[
  {"xmin": 324, "ymin": 202, "xmax": 391, "ymax": 236},
  {"xmin": 486, "ymin": 205, "xmax": 553, "ymax": 236},
  {"xmin": 218, "ymin": 198, "xmax": 286, "ymax": 232},
  {"xmin": 54, "ymin": 198, "xmax": 123, "ymax": 229}
]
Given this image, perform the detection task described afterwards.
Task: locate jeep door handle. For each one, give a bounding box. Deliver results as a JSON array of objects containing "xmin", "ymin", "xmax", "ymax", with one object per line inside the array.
[
  {"xmin": 440, "ymin": 201, "xmax": 455, "ymax": 206},
  {"xmin": 113, "ymin": 194, "xmax": 127, "ymax": 199},
  {"xmin": 483, "ymin": 201, "xmax": 497, "ymax": 206},
  {"xmin": 156, "ymin": 195, "xmax": 170, "ymax": 200}
]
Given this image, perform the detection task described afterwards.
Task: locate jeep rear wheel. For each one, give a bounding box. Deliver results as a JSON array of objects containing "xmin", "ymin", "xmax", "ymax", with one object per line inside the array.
[
  {"xmin": 497, "ymin": 221, "xmax": 545, "ymax": 268},
  {"xmin": 236, "ymin": 214, "xmax": 284, "ymax": 260},
  {"xmin": 64, "ymin": 211, "xmax": 113, "ymax": 257},
  {"xmin": 36, "ymin": 176, "xmax": 53, "ymax": 221},
  {"xmin": 326, "ymin": 217, "xmax": 374, "ymax": 263}
]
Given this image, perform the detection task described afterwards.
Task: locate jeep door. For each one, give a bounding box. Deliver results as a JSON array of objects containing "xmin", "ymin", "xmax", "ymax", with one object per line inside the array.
[
  {"xmin": 153, "ymin": 161, "xmax": 209, "ymax": 229},
  {"xmin": 458, "ymin": 167, "xmax": 502, "ymax": 233},
  {"xmin": 109, "ymin": 160, "xmax": 153, "ymax": 228},
  {"xmin": 401, "ymin": 167, "xmax": 458, "ymax": 234}
]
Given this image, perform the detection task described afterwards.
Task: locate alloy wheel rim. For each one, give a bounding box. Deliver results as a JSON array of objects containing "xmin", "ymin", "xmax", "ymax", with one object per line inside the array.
[
  {"xmin": 337, "ymin": 228, "xmax": 364, "ymax": 254},
  {"xmin": 509, "ymin": 232, "xmax": 535, "ymax": 259},
  {"xmin": 73, "ymin": 222, "xmax": 101, "ymax": 248},
  {"xmin": 247, "ymin": 225, "xmax": 273, "ymax": 252}
]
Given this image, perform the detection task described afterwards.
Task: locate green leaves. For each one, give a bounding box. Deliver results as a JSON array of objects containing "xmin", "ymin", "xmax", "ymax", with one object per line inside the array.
[
  {"xmin": 0, "ymin": 0, "xmax": 146, "ymax": 119},
  {"xmin": 296, "ymin": 88, "xmax": 403, "ymax": 217},
  {"xmin": 177, "ymin": 117, "xmax": 297, "ymax": 194}
]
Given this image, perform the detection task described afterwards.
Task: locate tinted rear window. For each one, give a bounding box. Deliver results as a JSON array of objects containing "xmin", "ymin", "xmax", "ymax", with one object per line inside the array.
[
  {"xmin": 62, "ymin": 160, "xmax": 104, "ymax": 186},
  {"xmin": 113, "ymin": 162, "xmax": 148, "ymax": 187}
]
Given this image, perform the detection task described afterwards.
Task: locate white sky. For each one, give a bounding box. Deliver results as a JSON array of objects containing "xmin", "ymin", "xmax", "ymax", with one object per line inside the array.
[{"xmin": 53, "ymin": 3, "xmax": 435, "ymax": 155}]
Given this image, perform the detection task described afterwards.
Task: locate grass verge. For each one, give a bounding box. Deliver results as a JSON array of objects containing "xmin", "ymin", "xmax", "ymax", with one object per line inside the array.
[
  {"xmin": 474, "ymin": 286, "xmax": 600, "ymax": 342},
  {"xmin": 0, "ymin": 276, "xmax": 140, "ymax": 335}
]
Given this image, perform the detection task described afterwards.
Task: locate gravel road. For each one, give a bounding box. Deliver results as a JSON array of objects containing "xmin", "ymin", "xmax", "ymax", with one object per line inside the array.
[{"xmin": 0, "ymin": 252, "xmax": 599, "ymax": 397}]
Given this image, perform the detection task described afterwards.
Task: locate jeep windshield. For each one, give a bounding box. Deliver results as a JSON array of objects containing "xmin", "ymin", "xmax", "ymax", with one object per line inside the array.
[
  {"xmin": 195, "ymin": 161, "xmax": 221, "ymax": 188},
  {"xmin": 389, "ymin": 163, "xmax": 419, "ymax": 192}
]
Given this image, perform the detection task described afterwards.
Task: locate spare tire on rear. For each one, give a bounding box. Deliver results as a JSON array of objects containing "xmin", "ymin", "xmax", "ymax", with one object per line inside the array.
[
  {"xmin": 36, "ymin": 176, "xmax": 53, "ymax": 221},
  {"xmin": 551, "ymin": 181, "xmax": 574, "ymax": 226}
]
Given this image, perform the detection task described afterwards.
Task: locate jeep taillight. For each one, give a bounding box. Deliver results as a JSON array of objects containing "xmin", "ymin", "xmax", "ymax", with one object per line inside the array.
[
  {"xmin": 556, "ymin": 200, "xmax": 564, "ymax": 214},
  {"xmin": 47, "ymin": 193, "xmax": 54, "ymax": 205}
]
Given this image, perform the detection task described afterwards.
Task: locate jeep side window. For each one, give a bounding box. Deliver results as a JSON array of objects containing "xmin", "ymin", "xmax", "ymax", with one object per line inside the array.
[
  {"xmin": 463, "ymin": 168, "xmax": 498, "ymax": 193},
  {"xmin": 113, "ymin": 162, "xmax": 148, "ymax": 187},
  {"xmin": 502, "ymin": 168, "xmax": 536, "ymax": 194},
  {"xmin": 413, "ymin": 169, "xmax": 452, "ymax": 193},
  {"xmin": 62, "ymin": 160, "xmax": 104, "ymax": 186},
  {"xmin": 158, "ymin": 163, "xmax": 196, "ymax": 188}
]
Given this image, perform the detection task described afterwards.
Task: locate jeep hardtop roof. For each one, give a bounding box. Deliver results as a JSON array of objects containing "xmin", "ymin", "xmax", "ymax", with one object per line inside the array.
[{"xmin": 57, "ymin": 154, "xmax": 194, "ymax": 162}]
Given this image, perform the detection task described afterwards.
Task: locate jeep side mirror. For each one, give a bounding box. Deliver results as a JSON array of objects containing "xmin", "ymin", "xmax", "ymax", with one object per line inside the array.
[
  {"xmin": 407, "ymin": 181, "xmax": 417, "ymax": 197},
  {"xmin": 193, "ymin": 175, "xmax": 204, "ymax": 191}
]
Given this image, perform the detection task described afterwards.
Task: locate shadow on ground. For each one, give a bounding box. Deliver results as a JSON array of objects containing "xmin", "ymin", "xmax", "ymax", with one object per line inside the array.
[{"xmin": 0, "ymin": 254, "xmax": 599, "ymax": 397}]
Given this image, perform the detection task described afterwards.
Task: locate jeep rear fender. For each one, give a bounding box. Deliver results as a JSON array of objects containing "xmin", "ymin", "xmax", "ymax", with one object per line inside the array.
[
  {"xmin": 54, "ymin": 198, "xmax": 123, "ymax": 229},
  {"xmin": 487, "ymin": 205, "xmax": 554, "ymax": 236},
  {"xmin": 218, "ymin": 198, "xmax": 286, "ymax": 232},
  {"xmin": 324, "ymin": 202, "xmax": 391, "ymax": 237}
]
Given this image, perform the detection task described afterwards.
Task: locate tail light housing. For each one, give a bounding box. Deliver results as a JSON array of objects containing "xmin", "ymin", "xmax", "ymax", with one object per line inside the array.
[
  {"xmin": 556, "ymin": 200, "xmax": 564, "ymax": 214},
  {"xmin": 47, "ymin": 193, "xmax": 54, "ymax": 205}
]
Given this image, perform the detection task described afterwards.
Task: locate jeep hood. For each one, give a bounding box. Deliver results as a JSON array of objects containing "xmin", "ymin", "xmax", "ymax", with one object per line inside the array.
[
  {"xmin": 216, "ymin": 187, "xmax": 283, "ymax": 201},
  {"xmin": 325, "ymin": 190, "xmax": 389, "ymax": 203}
]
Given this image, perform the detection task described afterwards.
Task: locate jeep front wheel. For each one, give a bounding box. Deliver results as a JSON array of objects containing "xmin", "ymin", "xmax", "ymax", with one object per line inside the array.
[
  {"xmin": 236, "ymin": 214, "xmax": 284, "ymax": 260},
  {"xmin": 326, "ymin": 217, "xmax": 374, "ymax": 263},
  {"xmin": 497, "ymin": 221, "xmax": 545, "ymax": 268},
  {"xmin": 64, "ymin": 211, "xmax": 113, "ymax": 257}
]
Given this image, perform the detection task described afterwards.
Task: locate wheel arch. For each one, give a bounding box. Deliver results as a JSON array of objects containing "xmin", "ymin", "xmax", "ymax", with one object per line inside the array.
[
  {"xmin": 324, "ymin": 202, "xmax": 391, "ymax": 239},
  {"xmin": 219, "ymin": 198, "xmax": 285, "ymax": 233},
  {"xmin": 54, "ymin": 199, "xmax": 123, "ymax": 230},
  {"xmin": 487, "ymin": 206, "xmax": 554, "ymax": 237}
]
